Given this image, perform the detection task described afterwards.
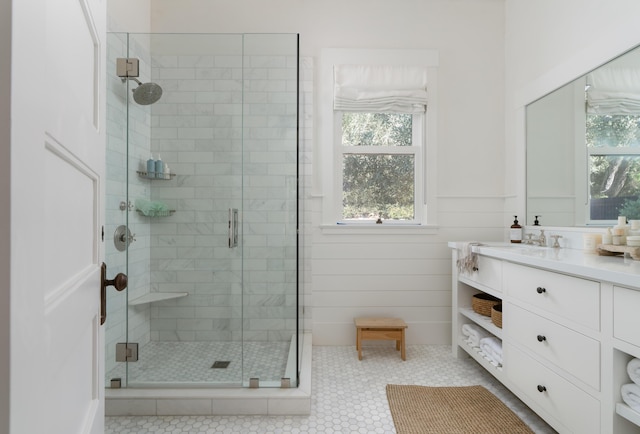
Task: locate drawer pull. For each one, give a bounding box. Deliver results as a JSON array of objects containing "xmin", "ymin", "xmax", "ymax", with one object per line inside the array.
[
  {"xmin": 536, "ymin": 286, "xmax": 546, "ymax": 294},
  {"xmin": 537, "ymin": 335, "xmax": 546, "ymax": 342},
  {"xmin": 537, "ymin": 385, "xmax": 547, "ymax": 393}
]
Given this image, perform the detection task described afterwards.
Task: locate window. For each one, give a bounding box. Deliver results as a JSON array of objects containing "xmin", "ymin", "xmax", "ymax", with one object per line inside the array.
[
  {"xmin": 318, "ymin": 50, "xmax": 438, "ymax": 228},
  {"xmin": 586, "ymin": 67, "xmax": 640, "ymax": 222},
  {"xmin": 338, "ymin": 112, "xmax": 423, "ymax": 223},
  {"xmin": 587, "ymin": 114, "xmax": 640, "ymax": 222}
]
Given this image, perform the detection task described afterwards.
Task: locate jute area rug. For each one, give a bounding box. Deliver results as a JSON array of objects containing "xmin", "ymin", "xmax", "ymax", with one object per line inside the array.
[{"xmin": 386, "ymin": 384, "xmax": 535, "ymax": 434}]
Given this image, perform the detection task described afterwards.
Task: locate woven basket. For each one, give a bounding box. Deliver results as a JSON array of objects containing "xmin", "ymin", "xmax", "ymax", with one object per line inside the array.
[
  {"xmin": 491, "ymin": 304, "xmax": 503, "ymax": 328},
  {"xmin": 471, "ymin": 293, "xmax": 501, "ymax": 317}
]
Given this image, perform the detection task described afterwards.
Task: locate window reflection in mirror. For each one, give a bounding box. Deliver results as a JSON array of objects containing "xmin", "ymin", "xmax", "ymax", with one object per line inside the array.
[{"xmin": 526, "ymin": 45, "xmax": 640, "ymax": 226}]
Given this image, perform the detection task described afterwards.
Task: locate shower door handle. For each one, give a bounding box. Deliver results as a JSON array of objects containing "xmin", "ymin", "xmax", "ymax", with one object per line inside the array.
[
  {"xmin": 229, "ymin": 208, "xmax": 238, "ymax": 248},
  {"xmin": 100, "ymin": 262, "xmax": 127, "ymax": 325}
]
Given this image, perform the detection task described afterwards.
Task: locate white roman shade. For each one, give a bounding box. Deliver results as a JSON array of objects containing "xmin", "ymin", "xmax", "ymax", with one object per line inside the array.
[
  {"xmin": 587, "ymin": 68, "xmax": 640, "ymax": 115},
  {"xmin": 333, "ymin": 65, "xmax": 428, "ymax": 114}
]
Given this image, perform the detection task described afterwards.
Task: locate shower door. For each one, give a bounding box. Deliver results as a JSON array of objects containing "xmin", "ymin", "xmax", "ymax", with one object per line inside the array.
[{"xmin": 105, "ymin": 32, "xmax": 300, "ymax": 389}]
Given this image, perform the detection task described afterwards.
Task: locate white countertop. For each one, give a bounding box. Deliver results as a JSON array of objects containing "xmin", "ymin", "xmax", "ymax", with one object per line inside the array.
[{"xmin": 449, "ymin": 241, "xmax": 640, "ymax": 289}]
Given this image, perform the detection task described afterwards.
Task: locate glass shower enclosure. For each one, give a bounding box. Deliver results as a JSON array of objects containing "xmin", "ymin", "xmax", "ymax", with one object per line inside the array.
[{"xmin": 105, "ymin": 33, "xmax": 301, "ymax": 388}]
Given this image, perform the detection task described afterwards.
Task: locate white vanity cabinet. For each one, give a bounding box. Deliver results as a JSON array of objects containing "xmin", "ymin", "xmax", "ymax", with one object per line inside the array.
[
  {"xmin": 503, "ymin": 263, "xmax": 601, "ymax": 433},
  {"xmin": 450, "ymin": 243, "xmax": 640, "ymax": 434}
]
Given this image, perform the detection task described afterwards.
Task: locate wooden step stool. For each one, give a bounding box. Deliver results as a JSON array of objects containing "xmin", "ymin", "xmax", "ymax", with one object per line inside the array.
[{"xmin": 355, "ymin": 317, "xmax": 408, "ymax": 361}]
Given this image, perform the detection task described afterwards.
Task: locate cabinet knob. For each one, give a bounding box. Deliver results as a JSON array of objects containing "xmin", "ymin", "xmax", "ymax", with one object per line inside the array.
[
  {"xmin": 537, "ymin": 385, "xmax": 547, "ymax": 393},
  {"xmin": 536, "ymin": 287, "xmax": 546, "ymax": 294},
  {"xmin": 537, "ymin": 335, "xmax": 546, "ymax": 342}
]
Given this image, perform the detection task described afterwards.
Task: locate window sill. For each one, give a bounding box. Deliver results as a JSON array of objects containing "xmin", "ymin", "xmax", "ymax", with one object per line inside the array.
[{"xmin": 320, "ymin": 224, "xmax": 439, "ymax": 235}]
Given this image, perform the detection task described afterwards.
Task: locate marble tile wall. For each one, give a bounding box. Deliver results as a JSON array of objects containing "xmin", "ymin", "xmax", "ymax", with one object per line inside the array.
[{"xmin": 146, "ymin": 34, "xmax": 302, "ymax": 343}]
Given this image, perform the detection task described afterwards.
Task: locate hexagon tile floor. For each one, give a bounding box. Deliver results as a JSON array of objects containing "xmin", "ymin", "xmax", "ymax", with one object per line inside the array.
[{"xmin": 106, "ymin": 344, "xmax": 557, "ymax": 433}]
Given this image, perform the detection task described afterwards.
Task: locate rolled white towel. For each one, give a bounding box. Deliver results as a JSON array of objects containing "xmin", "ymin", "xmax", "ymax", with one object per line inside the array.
[
  {"xmin": 480, "ymin": 337, "xmax": 503, "ymax": 366},
  {"xmin": 461, "ymin": 323, "xmax": 490, "ymax": 347},
  {"xmin": 627, "ymin": 358, "xmax": 640, "ymax": 386},
  {"xmin": 621, "ymin": 383, "xmax": 640, "ymax": 413}
]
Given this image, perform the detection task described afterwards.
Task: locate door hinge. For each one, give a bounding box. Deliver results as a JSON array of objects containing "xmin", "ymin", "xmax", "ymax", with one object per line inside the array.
[{"xmin": 115, "ymin": 342, "xmax": 139, "ymax": 362}]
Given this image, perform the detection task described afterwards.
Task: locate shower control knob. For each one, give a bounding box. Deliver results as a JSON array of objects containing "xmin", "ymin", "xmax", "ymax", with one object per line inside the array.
[
  {"xmin": 537, "ymin": 335, "xmax": 546, "ymax": 342},
  {"xmin": 537, "ymin": 385, "xmax": 547, "ymax": 393},
  {"xmin": 536, "ymin": 287, "xmax": 546, "ymax": 294}
]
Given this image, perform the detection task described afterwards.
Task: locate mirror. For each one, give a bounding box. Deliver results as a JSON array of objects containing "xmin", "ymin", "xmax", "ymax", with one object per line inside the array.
[{"xmin": 526, "ymin": 45, "xmax": 640, "ymax": 227}]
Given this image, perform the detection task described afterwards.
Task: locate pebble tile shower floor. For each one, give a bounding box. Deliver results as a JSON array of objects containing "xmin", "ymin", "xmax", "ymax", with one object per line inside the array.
[{"xmin": 106, "ymin": 345, "xmax": 557, "ymax": 433}]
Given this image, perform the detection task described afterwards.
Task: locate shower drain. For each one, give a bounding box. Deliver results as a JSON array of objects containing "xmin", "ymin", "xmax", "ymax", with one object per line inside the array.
[{"xmin": 211, "ymin": 361, "xmax": 231, "ymax": 369}]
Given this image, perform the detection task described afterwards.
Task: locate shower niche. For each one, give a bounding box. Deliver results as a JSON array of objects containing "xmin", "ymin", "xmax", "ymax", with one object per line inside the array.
[{"xmin": 105, "ymin": 32, "xmax": 301, "ymax": 389}]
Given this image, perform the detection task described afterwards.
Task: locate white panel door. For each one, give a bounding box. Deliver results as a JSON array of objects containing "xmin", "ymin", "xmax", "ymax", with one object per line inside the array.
[{"xmin": 11, "ymin": 0, "xmax": 107, "ymax": 432}]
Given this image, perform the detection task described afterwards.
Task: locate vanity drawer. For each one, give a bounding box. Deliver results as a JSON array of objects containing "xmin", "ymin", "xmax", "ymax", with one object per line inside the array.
[
  {"xmin": 506, "ymin": 303, "xmax": 600, "ymax": 390},
  {"xmin": 503, "ymin": 262, "xmax": 600, "ymax": 330},
  {"xmin": 506, "ymin": 344, "xmax": 600, "ymax": 434},
  {"xmin": 613, "ymin": 286, "xmax": 640, "ymax": 348},
  {"xmin": 459, "ymin": 255, "xmax": 502, "ymax": 292}
]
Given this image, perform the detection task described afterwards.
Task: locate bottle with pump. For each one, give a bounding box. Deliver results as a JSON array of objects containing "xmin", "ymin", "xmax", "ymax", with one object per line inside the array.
[
  {"xmin": 155, "ymin": 155, "xmax": 164, "ymax": 179},
  {"xmin": 146, "ymin": 155, "xmax": 155, "ymax": 179},
  {"xmin": 510, "ymin": 215, "xmax": 522, "ymax": 243}
]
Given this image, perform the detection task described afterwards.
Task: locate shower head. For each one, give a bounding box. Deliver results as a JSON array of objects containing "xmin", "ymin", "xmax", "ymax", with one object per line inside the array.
[{"xmin": 130, "ymin": 78, "xmax": 163, "ymax": 105}]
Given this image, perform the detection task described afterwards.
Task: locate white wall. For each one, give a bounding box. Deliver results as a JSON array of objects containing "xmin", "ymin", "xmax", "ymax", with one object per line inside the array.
[
  {"xmin": 0, "ymin": 0, "xmax": 10, "ymax": 430},
  {"xmin": 504, "ymin": 0, "xmax": 640, "ymax": 224},
  {"xmin": 107, "ymin": 0, "xmax": 151, "ymax": 32}
]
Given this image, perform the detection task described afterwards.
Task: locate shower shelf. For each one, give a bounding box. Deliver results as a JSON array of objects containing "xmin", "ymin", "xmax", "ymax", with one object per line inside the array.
[
  {"xmin": 136, "ymin": 170, "xmax": 176, "ymax": 180},
  {"xmin": 136, "ymin": 209, "xmax": 176, "ymax": 217},
  {"xmin": 129, "ymin": 292, "xmax": 188, "ymax": 306}
]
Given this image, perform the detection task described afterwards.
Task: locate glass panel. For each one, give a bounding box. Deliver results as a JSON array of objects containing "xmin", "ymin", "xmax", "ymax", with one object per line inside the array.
[
  {"xmin": 590, "ymin": 155, "xmax": 640, "ymax": 220},
  {"xmin": 105, "ymin": 32, "xmax": 299, "ymax": 390},
  {"xmin": 343, "ymin": 154, "xmax": 415, "ymax": 221},
  {"xmin": 104, "ymin": 32, "xmax": 129, "ymax": 388},
  {"xmin": 342, "ymin": 113, "xmax": 412, "ymax": 147},
  {"xmin": 125, "ymin": 33, "xmax": 246, "ymax": 387},
  {"xmin": 242, "ymin": 34, "xmax": 299, "ymax": 387}
]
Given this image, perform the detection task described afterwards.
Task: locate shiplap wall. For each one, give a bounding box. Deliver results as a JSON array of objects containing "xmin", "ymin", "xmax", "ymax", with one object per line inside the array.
[{"xmin": 310, "ymin": 196, "xmax": 505, "ymax": 345}]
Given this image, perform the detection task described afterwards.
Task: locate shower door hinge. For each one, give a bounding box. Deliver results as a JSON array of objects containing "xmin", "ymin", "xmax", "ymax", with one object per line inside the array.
[
  {"xmin": 116, "ymin": 58, "xmax": 140, "ymax": 78},
  {"xmin": 115, "ymin": 342, "xmax": 139, "ymax": 362}
]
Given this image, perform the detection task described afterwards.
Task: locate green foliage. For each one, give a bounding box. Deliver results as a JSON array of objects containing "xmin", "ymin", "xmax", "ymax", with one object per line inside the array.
[
  {"xmin": 618, "ymin": 197, "xmax": 640, "ymax": 220},
  {"xmin": 587, "ymin": 114, "xmax": 640, "ymax": 199},
  {"xmin": 341, "ymin": 113, "xmax": 414, "ymax": 220}
]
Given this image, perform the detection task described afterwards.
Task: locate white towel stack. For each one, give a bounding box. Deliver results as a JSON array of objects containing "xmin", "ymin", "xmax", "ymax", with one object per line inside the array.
[
  {"xmin": 479, "ymin": 336, "xmax": 503, "ymax": 367},
  {"xmin": 621, "ymin": 358, "xmax": 640, "ymax": 412},
  {"xmin": 461, "ymin": 323, "xmax": 490, "ymax": 347}
]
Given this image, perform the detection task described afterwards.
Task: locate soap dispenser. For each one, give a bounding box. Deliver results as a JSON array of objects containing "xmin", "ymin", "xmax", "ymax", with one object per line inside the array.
[
  {"xmin": 510, "ymin": 216, "xmax": 522, "ymax": 244},
  {"xmin": 155, "ymin": 154, "xmax": 164, "ymax": 179},
  {"xmin": 146, "ymin": 154, "xmax": 155, "ymax": 179}
]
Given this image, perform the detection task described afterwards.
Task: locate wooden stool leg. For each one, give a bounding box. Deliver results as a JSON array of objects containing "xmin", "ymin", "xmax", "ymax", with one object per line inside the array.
[
  {"xmin": 396, "ymin": 339, "xmax": 400, "ymax": 351},
  {"xmin": 357, "ymin": 328, "xmax": 362, "ymax": 360},
  {"xmin": 401, "ymin": 328, "xmax": 406, "ymax": 361}
]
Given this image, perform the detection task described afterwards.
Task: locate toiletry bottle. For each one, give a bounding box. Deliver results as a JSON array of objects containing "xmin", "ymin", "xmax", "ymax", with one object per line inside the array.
[
  {"xmin": 164, "ymin": 163, "xmax": 171, "ymax": 180},
  {"xmin": 146, "ymin": 155, "xmax": 155, "ymax": 179},
  {"xmin": 155, "ymin": 154, "xmax": 164, "ymax": 179},
  {"xmin": 510, "ymin": 216, "xmax": 522, "ymax": 244}
]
